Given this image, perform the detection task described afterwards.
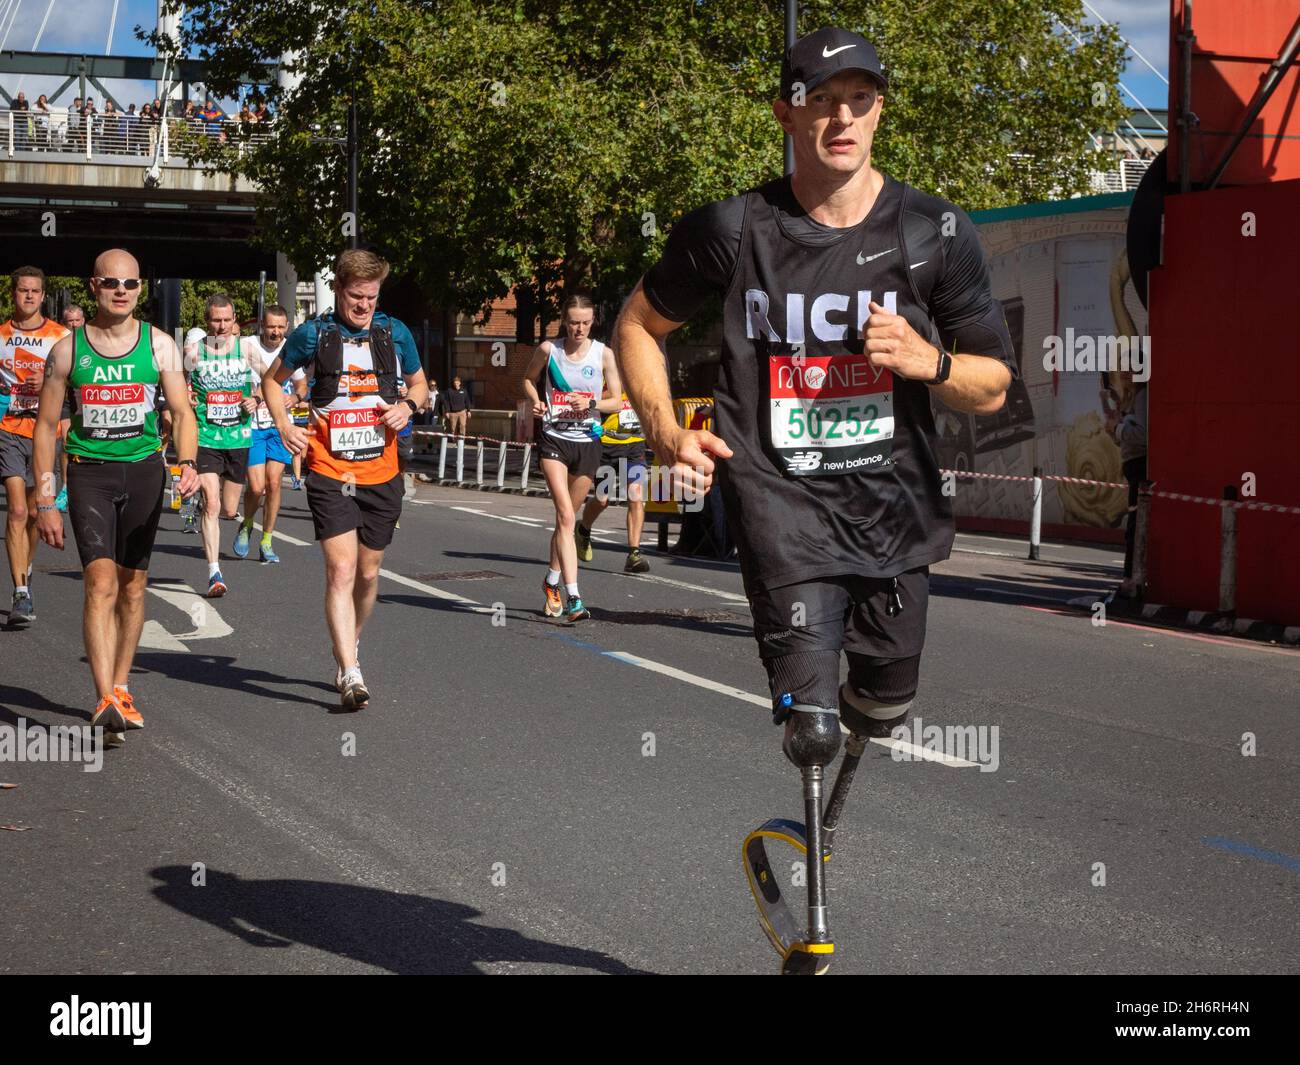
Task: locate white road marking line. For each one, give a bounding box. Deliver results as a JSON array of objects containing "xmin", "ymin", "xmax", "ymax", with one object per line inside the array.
[
  {"xmin": 139, "ymin": 582, "xmax": 234, "ymax": 649},
  {"xmin": 973, "ymin": 587, "xmax": 1069, "ymax": 603},
  {"xmin": 450, "ymin": 505, "xmax": 541, "ymax": 528},
  {"xmin": 603, "ymin": 650, "xmax": 972, "ymax": 768},
  {"xmin": 138, "ymin": 619, "xmax": 190, "ymax": 652},
  {"xmin": 602, "ymin": 651, "xmax": 769, "ymax": 706},
  {"xmin": 867, "ymin": 737, "xmax": 979, "ymax": 767},
  {"xmin": 250, "ymin": 521, "xmax": 311, "ymax": 547},
  {"xmin": 623, "ymin": 572, "xmax": 750, "ymax": 604}
]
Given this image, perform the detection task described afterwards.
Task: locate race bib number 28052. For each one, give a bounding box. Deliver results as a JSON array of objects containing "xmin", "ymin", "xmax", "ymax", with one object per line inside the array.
[{"xmin": 768, "ymin": 353, "xmax": 894, "ymax": 476}]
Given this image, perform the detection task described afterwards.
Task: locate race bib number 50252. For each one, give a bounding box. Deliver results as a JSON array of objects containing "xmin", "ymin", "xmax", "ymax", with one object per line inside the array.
[{"xmin": 768, "ymin": 352, "xmax": 894, "ymax": 476}]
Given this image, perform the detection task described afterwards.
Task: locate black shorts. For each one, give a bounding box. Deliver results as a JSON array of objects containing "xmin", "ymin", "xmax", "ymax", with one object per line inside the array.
[
  {"xmin": 305, "ymin": 471, "xmax": 403, "ymax": 550},
  {"xmin": 596, "ymin": 441, "xmax": 648, "ymax": 498},
  {"xmin": 539, "ymin": 432, "xmax": 601, "ymax": 480},
  {"xmin": 749, "ymin": 567, "xmax": 930, "ymax": 662},
  {"xmin": 397, "ymin": 433, "xmax": 414, "ymax": 463},
  {"xmin": 197, "ymin": 446, "xmax": 248, "ymax": 484},
  {"xmin": 67, "ymin": 454, "xmax": 167, "ymax": 570}
]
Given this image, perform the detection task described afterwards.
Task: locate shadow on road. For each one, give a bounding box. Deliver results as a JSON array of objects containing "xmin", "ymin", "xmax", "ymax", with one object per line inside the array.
[
  {"xmin": 0, "ymin": 687, "xmax": 91, "ymax": 724},
  {"xmin": 132, "ymin": 652, "xmax": 337, "ymax": 710},
  {"xmin": 148, "ymin": 865, "xmax": 652, "ymax": 974}
]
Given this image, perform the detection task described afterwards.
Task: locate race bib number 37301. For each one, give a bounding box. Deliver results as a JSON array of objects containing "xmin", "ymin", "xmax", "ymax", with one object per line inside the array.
[{"xmin": 768, "ymin": 353, "xmax": 894, "ymax": 476}]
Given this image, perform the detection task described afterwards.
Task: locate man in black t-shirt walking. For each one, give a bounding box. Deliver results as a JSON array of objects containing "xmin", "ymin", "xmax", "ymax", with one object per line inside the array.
[{"xmin": 615, "ymin": 27, "xmax": 1016, "ymax": 971}]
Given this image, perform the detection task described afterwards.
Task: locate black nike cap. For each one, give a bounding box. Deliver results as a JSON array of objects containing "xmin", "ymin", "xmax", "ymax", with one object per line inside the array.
[{"xmin": 780, "ymin": 27, "xmax": 888, "ymax": 101}]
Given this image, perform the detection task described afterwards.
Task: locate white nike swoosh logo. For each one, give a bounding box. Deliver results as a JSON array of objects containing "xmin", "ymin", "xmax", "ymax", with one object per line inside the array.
[
  {"xmin": 823, "ymin": 44, "xmax": 857, "ymax": 58},
  {"xmin": 857, "ymin": 248, "xmax": 895, "ymax": 265},
  {"xmin": 910, "ymin": 261, "xmax": 928, "ymax": 269}
]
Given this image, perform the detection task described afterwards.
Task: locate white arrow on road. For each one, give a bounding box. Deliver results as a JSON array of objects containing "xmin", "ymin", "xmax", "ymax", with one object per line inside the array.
[{"xmin": 138, "ymin": 581, "xmax": 233, "ymax": 651}]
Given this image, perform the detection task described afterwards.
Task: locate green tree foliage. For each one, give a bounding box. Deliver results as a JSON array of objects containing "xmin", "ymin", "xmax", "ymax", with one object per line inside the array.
[{"xmin": 151, "ymin": 0, "xmax": 1126, "ymax": 321}]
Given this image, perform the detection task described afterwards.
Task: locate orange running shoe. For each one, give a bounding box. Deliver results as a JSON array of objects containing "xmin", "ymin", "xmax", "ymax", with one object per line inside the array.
[
  {"xmin": 542, "ymin": 577, "xmax": 563, "ymax": 618},
  {"xmin": 113, "ymin": 686, "xmax": 144, "ymax": 730},
  {"xmin": 91, "ymin": 692, "xmax": 127, "ymax": 732}
]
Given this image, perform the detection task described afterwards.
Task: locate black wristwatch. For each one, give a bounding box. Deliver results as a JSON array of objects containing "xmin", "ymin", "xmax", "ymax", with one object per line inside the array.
[
  {"xmin": 402, "ymin": 398, "xmax": 419, "ymax": 416},
  {"xmin": 927, "ymin": 347, "xmax": 953, "ymax": 385},
  {"xmin": 179, "ymin": 458, "xmax": 197, "ymax": 470}
]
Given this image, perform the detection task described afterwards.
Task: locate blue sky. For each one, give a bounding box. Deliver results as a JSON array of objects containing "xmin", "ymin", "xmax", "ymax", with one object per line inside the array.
[{"xmin": 3, "ymin": 0, "xmax": 1172, "ymax": 122}]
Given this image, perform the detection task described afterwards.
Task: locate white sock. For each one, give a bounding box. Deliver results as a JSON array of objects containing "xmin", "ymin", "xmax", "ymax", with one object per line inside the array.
[
  {"xmin": 208, "ymin": 563, "xmax": 221, "ymax": 578},
  {"xmin": 546, "ymin": 569, "xmax": 561, "ymax": 586},
  {"xmin": 15, "ymin": 584, "xmax": 28, "ymax": 596},
  {"xmin": 565, "ymin": 583, "xmax": 580, "ymax": 598}
]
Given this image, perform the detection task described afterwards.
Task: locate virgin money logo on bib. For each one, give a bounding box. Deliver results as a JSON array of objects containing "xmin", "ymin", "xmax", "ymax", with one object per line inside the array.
[{"xmin": 768, "ymin": 352, "xmax": 895, "ymax": 477}]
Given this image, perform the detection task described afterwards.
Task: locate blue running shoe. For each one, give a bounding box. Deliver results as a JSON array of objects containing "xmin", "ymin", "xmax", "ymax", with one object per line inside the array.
[
  {"xmin": 259, "ymin": 540, "xmax": 280, "ymax": 564},
  {"xmin": 207, "ymin": 572, "xmax": 227, "ymax": 598},
  {"xmin": 562, "ymin": 595, "xmax": 590, "ymax": 622},
  {"xmin": 233, "ymin": 522, "xmax": 252, "ymax": 559}
]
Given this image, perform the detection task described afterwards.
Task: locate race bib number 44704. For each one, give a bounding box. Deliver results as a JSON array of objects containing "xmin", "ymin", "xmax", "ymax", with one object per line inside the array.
[
  {"xmin": 80, "ymin": 383, "xmax": 147, "ymax": 440},
  {"xmin": 328, "ymin": 407, "xmax": 386, "ymax": 461},
  {"xmin": 768, "ymin": 353, "xmax": 894, "ymax": 476}
]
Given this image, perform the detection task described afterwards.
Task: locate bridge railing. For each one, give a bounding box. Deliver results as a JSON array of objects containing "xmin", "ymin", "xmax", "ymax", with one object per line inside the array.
[{"xmin": 3, "ymin": 108, "xmax": 276, "ymax": 163}]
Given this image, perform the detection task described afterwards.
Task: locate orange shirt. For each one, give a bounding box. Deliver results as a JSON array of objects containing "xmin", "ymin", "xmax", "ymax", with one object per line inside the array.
[
  {"xmin": 307, "ymin": 349, "xmax": 399, "ymax": 485},
  {"xmin": 0, "ymin": 318, "xmax": 70, "ymax": 438}
]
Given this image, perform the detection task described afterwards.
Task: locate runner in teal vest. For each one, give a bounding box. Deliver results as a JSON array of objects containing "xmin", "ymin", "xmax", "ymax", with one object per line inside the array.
[{"xmin": 32, "ymin": 248, "xmax": 198, "ymax": 744}]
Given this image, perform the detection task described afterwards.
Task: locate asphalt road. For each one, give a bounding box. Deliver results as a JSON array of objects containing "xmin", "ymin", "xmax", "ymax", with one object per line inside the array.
[{"xmin": 2, "ymin": 481, "xmax": 1298, "ymax": 974}]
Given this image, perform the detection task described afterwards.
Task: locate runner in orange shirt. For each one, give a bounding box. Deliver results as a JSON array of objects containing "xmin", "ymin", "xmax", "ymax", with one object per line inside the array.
[
  {"xmin": 1, "ymin": 267, "xmax": 69, "ymax": 624},
  {"xmin": 262, "ymin": 249, "xmax": 428, "ymax": 710}
]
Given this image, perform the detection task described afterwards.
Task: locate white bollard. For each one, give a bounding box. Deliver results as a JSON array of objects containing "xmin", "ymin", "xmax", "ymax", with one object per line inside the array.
[
  {"xmin": 497, "ymin": 442, "xmax": 508, "ymax": 488},
  {"xmin": 475, "ymin": 440, "xmax": 485, "ymax": 485},
  {"xmin": 1219, "ymin": 487, "xmax": 1237, "ymax": 613},
  {"xmin": 455, "ymin": 437, "xmax": 465, "ymax": 482},
  {"xmin": 1029, "ymin": 466, "xmax": 1042, "ymax": 561},
  {"xmin": 521, "ymin": 444, "xmax": 532, "ymax": 491},
  {"xmin": 438, "ymin": 435, "xmax": 447, "ymax": 479}
]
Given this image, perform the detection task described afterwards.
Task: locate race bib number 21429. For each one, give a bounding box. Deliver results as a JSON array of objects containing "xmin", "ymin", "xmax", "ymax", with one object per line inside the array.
[{"xmin": 768, "ymin": 352, "xmax": 894, "ymax": 476}]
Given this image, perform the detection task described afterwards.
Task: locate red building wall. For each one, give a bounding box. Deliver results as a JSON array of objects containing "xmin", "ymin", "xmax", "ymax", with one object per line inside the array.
[{"xmin": 1146, "ymin": 178, "xmax": 1300, "ymax": 621}]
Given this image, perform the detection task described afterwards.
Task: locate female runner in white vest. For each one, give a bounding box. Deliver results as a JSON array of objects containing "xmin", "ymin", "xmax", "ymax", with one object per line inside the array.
[{"xmin": 520, "ymin": 294, "xmax": 623, "ymax": 622}]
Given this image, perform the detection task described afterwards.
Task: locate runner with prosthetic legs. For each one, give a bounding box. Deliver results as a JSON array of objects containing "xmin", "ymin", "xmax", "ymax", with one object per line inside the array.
[{"xmin": 615, "ymin": 28, "xmax": 1015, "ymax": 972}]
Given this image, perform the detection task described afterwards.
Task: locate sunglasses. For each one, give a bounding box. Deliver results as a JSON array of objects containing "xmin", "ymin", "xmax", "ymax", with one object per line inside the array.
[{"xmin": 94, "ymin": 277, "xmax": 142, "ymax": 290}]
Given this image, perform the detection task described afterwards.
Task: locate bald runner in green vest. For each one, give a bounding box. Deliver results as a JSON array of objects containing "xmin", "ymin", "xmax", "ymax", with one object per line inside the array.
[{"xmin": 33, "ymin": 248, "xmax": 199, "ymax": 744}]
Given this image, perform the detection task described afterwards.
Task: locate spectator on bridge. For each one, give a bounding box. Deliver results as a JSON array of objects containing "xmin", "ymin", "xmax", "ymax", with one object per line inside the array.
[
  {"xmin": 34, "ymin": 95, "xmax": 51, "ymax": 150},
  {"xmin": 124, "ymin": 103, "xmax": 140, "ymax": 154},
  {"xmin": 139, "ymin": 103, "xmax": 155, "ymax": 155},
  {"xmin": 444, "ymin": 376, "xmax": 472, "ymax": 437},
  {"xmin": 200, "ymin": 98, "xmax": 225, "ymax": 137},
  {"xmin": 13, "ymin": 91, "xmax": 30, "ymax": 151},
  {"xmin": 238, "ymin": 103, "xmax": 254, "ymax": 127},
  {"xmin": 68, "ymin": 97, "xmax": 83, "ymax": 152},
  {"xmin": 102, "ymin": 100, "xmax": 122, "ymax": 152},
  {"xmin": 83, "ymin": 98, "xmax": 99, "ymax": 150},
  {"xmin": 252, "ymin": 100, "xmax": 271, "ymax": 124}
]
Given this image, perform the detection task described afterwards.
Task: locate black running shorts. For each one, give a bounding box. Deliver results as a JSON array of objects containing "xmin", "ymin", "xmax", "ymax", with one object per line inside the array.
[
  {"xmin": 197, "ymin": 445, "xmax": 249, "ymax": 484},
  {"xmin": 748, "ymin": 567, "xmax": 931, "ymax": 662},
  {"xmin": 539, "ymin": 432, "xmax": 600, "ymax": 480},
  {"xmin": 67, "ymin": 454, "xmax": 167, "ymax": 570},
  {"xmin": 305, "ymin": 471, "xmax": 403, "ymax": 550}
]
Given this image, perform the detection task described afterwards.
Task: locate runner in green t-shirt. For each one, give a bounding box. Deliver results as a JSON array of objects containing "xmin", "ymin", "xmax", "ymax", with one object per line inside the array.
[{"xmin": 184, "ymin": 295, "xmax": 258, "ymax": 598}]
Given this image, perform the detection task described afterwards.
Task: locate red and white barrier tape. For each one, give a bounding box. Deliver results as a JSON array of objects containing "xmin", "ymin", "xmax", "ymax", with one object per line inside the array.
[
  {"xmin": 412, "ymin": 429, "xmax": 532, "ymax": 450},
  {"xmin": 942, "ymin": 468, "xmax": 1300, "ymax": 514}
]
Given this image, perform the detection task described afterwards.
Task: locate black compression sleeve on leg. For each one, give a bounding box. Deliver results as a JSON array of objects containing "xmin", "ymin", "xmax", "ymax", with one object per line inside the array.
[
  {"xmin": 765, "ymin": 649, "xmax": 842, "ymax": 723},
  {"xmin": 839, "ymin": 653, "xmax": 922, "ymax": 737}
]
